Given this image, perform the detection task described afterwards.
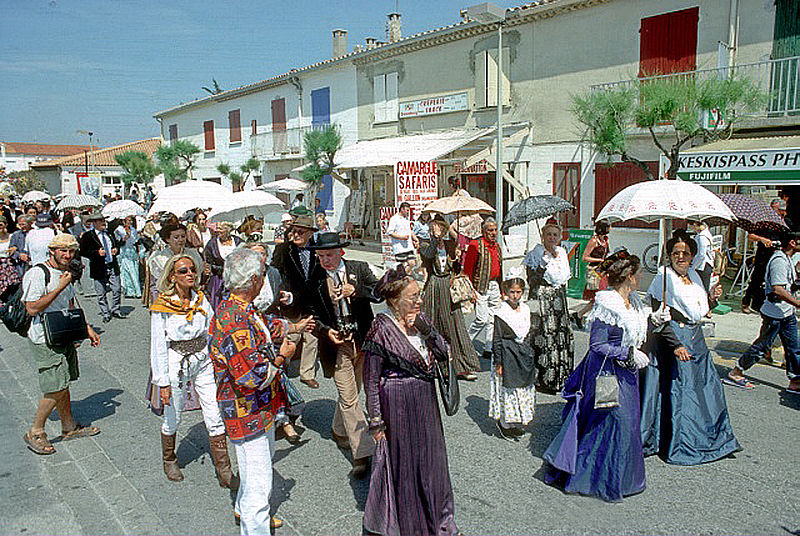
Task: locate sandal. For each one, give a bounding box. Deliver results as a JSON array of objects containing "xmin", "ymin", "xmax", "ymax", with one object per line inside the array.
[
  {"xmin": 24, "ymin": 430, "xmax": 55, "ymax": 455},
  {"xmin": 60, "ymin": 424, "xmax": 100, "ymax": 441},
  {"xmin": 722, "ymin": 376, "xmax": 756, "ymax": 390}
]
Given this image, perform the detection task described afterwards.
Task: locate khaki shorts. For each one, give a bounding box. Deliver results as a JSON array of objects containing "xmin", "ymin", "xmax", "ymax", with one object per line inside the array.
[{"xmin": 27, "ymin": 340, "xmax": 79, "ymax": 394}]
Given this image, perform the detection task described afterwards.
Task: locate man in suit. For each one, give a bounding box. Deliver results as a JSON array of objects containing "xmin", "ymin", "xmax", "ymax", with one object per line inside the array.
[
  {"xmin": 79, "ymin": 211, "xmax": 123, "ymax": 323},
  {"xmin": 307, "ymin": 232, "xmax": 381, "ymax": 478},
  {"xmin": 271, "ymin": 214, "xmax": 323, "ymax": 387}
]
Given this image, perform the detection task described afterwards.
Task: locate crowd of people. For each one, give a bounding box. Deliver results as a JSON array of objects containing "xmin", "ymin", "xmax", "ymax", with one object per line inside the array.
[{"xmin": 1, "ymin": 185, "xmax": 798, "ymax": 536}]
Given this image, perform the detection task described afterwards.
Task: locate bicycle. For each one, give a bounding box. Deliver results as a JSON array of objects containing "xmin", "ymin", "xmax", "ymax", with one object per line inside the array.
[{"xmin": 642, "ymin": 242, "xmax": 661, "ymax": 274}]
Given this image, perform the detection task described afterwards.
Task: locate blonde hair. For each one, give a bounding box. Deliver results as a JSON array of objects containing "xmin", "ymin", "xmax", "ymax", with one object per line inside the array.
[
  {"xmin": 157, "ymin": 254, "xmax": 199, "ymax": 295},
  {"xmin": 542, "ymin": 222, "xmax": 562, "ymax": 236}
]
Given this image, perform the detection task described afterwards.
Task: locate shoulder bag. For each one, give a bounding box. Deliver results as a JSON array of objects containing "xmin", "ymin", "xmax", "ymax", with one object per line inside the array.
[
  {"xmin": 593, "ymin": 353, "xmax": 619, "ymax": 409},
  {"xmin": 38, "ymin": 264, "xmax": 88, "ymax": 347}
]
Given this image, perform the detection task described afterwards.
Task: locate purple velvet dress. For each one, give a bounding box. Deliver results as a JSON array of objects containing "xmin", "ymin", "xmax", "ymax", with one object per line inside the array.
[
  {"xmin": 362, "ymin": 313, "xmax": 458, "ymax": 536},
  {"xmin": 543, "ymin": 319, "xmax": 646, "ymax": 502}
]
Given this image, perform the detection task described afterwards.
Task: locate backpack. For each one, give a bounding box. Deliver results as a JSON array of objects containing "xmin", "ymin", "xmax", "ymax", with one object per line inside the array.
[{"xmin": 0, "ymin": 264, "xmax": 50, "ymax": 337}]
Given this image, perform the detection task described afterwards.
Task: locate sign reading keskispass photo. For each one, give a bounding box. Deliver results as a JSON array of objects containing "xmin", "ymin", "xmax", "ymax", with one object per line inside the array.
[{"xmin": 678, "ymin": 148, "xmax": 800, "ymax": 183}]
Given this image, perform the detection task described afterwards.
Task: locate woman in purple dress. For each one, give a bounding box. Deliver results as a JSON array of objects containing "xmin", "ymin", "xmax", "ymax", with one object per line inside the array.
[
  {"xmin": 362, "ymin": 267, "xmax": 458, "ymax": 536},
  {"xmin": 543, "ymin": 251, "xmax": 650, "ymax": 502}
]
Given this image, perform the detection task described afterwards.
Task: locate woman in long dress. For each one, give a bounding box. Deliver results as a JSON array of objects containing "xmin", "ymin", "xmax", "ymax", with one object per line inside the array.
[
  {"xmin": 641, "ymin": 230, "xmax": 741, "ymax": 465},
  {"xmin": 421, "ymin": 218, "xmax": 480, "ymax": 380},
  {"xmin": 544, "ymin": 251, "xmax": 649, "ymax": 502},
  {"xmin": 204, "ymin": 222, "xmax": 241, "ymax": 310},
  {"xmin": 489, "ymin": 269, "xmax": 536, "ymax": 440},
  {"xmin": 115, "ymin": 216, "xmax": 142, "ymax": 298},
  {"xmin": 363, "ymin": 269, "xmax": 458, "ymax": 536},
  {"xmin": 523, "ymin": 222, "xmax": 574, "ymax": 393}
]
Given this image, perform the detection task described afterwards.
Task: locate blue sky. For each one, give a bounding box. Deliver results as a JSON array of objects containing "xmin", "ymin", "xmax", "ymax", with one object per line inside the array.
[{"xmin": 1, "ymin": 0, "xmax": 520, "ymax": 147}]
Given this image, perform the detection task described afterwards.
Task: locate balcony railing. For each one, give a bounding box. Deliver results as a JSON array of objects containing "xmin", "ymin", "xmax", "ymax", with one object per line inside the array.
[
  {"xmin": 591, "ymin": 55, "xmax": 800, "ymax": 119},
  {"xmin": 250, "ymin": 123, "xmax": 336, "ymax": 159}
]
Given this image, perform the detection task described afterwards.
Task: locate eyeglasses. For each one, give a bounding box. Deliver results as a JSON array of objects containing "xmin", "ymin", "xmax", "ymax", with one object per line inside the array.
[
  {"xmin": 402, "ymin": 292, "xmax": 422, "ymax": 303},
  {"xmin": 175, "ymin": 266, "xmax": 198, "ymax": 275}
]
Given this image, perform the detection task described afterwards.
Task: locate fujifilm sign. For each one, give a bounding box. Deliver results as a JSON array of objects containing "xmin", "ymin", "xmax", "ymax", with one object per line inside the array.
[{"xmin": 677, "ymin": 148, "xmax": 800, "ymax": 183}]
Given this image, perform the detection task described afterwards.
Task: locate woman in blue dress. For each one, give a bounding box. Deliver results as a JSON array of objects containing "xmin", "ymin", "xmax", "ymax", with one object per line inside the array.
[
  {"xmin": 641, "ymin": 230, "xmax": 740, "ymax": 465},
  {"xmin": 114, "ymin": 215, "xmax": 142, "ymax": 299},
  {"xmin": 544, "ymin": 251, "xmax": 650, "ymax": 502}
]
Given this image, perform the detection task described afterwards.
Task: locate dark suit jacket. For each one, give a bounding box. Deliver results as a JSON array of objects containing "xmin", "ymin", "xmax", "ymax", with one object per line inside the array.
[
  {"xmin": 271, "ymin": 240, "xmax": 323, "ymax": 317},
  {"xmin": 311, "ymin": 259, "xmax": 381, "ymax": 377},
  {"xmin": 79, "ymin": 229, "xmax": 120, "ymax": 280}
]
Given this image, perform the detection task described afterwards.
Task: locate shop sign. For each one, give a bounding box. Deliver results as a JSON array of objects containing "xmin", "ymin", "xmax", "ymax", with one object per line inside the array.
[
  {"xmin": 454, "ymin": 159, "xmax": 490, "ymax": 174},
  {"xmin": 677, "ymin": 147, "xmax": 800, "ymax": 183},
  {"xmin": 399, "ymin": 92, "xmax": 469, "ymax": 119}
]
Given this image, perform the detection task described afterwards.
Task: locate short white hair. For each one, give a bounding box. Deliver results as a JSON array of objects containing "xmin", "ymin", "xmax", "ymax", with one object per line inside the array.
[{"xmin": 223, "ymin": 247, "xmax": 263, "ymax": 293}]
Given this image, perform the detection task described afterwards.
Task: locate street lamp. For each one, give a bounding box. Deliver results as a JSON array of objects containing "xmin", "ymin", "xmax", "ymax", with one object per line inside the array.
[
  {"xmin": 76, "ymin": 129, "xmax": 94, "ymax": 171},
  {"xmin": 467, "ymin": 3, "xmax": 506, "ymax": 234}
]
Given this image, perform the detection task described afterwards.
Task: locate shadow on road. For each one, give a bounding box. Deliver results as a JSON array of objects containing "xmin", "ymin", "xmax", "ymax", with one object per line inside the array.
[
  {"xmin": 526, "ymin": 402, "xmax": 563, "ymax": 460},
  {"xmin": 49, "ymin": 387, "xmax": 123, "ymax": 423},
  {"xmin": 176, "ymin": 421, "xmax": 212, "ymax": 469},
  {"xmin": 464, "ymin": 395, "xmax": 495, "ymax": 438}
]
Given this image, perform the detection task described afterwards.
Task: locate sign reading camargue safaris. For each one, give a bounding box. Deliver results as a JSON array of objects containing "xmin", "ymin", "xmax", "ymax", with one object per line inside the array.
[{"xmin": 677, "ymin": 147, "xmax": 800, "ymax": 183}]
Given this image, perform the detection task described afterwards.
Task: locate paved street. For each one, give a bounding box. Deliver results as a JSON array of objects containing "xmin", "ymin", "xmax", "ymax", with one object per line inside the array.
[{"xmin": 0, "ymin": 264, "xmax": 798, "ymax": 535}]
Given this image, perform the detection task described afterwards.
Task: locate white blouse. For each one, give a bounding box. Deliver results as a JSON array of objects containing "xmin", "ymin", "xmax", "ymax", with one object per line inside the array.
[
  {"xmin": 523, "ymin": 244, "xmax": 571, "ymax": 287},
  {"xmin": 150, "ymin": 292, "xmax": 214, "ymax": 387},
  {"xmin": 647, "ymin": 266, "xmax": 709, "ymax": 323}
]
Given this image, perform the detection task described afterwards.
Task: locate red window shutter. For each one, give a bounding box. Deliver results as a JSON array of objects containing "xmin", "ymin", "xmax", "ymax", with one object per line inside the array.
[
  {"xmin": 203, "ymin": 120, "xmax": 215, "ymax": 151},
  {"xmin": 639, "ymin": 7, "xmax": 699, "ymax": 76},
  {"xmin": 251, "ymin": 119, "xmax": 257, "ymax": 136},
  {"xmin": 271, "ymin": 99, "xmax": 286, "ymax": 131},
  {"xmin": 552, "ymin": 163, "xmax": 581, "ymax": 229},
  {"xmin": 168, "ymin": 124, "xmax": 178, "ymax": 142},
  {"xmin": 228, "ymin": 109, "xmax": 241, "ymax": 143},
  {"xmin": 594, "ymin": 162, "xmax": 659, "ymax": 229}
]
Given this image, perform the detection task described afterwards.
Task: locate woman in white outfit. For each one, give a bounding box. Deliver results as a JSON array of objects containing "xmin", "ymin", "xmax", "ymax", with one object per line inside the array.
[{"xmin": 150, "ymin": 253, "xmax": 235, "ymax": 487}]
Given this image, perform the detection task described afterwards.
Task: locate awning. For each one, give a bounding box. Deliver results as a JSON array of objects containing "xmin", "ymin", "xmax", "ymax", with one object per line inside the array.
[{"xmin": 677, "ymin": 135, "xmax": 800, "ymax": 185}]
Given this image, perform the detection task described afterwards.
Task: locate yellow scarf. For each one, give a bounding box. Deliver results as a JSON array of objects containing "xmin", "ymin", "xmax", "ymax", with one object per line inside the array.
[{"xmin": 150, "ymin": 291, "xmax": 207, "ymax": 322}]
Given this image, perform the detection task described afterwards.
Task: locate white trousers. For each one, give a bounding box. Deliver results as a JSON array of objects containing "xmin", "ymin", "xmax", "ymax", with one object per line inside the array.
[
  {"xmin": 234, "ymin": 428, "xmax": 275, "ymax": 536},
  {"xmin": 468, "ymin": 281, "xmax": 502, "ymax": 353},
  {"xmin": 161, "ymin": 351, "xmax": 225, "ymax": 436}
]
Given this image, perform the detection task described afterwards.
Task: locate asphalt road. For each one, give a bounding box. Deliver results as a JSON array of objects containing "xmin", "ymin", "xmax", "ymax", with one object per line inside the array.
[{"xmin": 0, "ymin": 279, "xmax": 798, "ymax": 535}]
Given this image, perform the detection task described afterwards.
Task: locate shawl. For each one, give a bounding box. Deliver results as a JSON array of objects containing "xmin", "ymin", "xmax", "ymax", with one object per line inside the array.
[
  {"xmin": 523, "ymin": 244, "xmax": 571, "ymax": 287},
  {"xmin": 586, "ymin": 289, "xmax": 648, "ymax": 349},
  {"xmin": 472, "ymin": 238, "xmax": 502, "ymax": 294},
  {"xmin": 646, "ymin": 265, "xmax": 709, "ymax": 323},
  {"xmin": 495, "ymin": 301, "xmax": 531, "ymax": 343},
  {"xmin": 493, "ymin": 302, "xmax": 536, "ymax": 389},
  {"xmin": 151, "ymin": 290, "xmax": 208, "ymax": 322},
  {"xmin": 362, "ymin": 313, "xmax": 446, "ymax": 381}
]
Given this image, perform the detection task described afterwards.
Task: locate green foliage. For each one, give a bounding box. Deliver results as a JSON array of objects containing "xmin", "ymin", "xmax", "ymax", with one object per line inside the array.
[
  {"xmin": 115, "ymin": 151, "xmax": 157, "ymax": 186},
  {"xmin": 217, "ymin": 160, "xmax": 253, "ymax": 192},
  {"xmin": 301, "ymin": 125, "xmax": 342, "ymax": 187},
  {"xmin": 216, "ymin": 162, "xmax": 231, "ymax": 176},
  {"xmin": 202, "ymin": 78, "xmax": 223, "ymax": 95},
  {"xmin": 572, "ymin": 88, "xmax": 635, "ymax": 157},
  {"xmin": 7, "ymin": 170, "xmax": 45, "ymax": 195},
  {"xmin": 155, "ymin": 140, "xmax": 201, "ymax": 184}
]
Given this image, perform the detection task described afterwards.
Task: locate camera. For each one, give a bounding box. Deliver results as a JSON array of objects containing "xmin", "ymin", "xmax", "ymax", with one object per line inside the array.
[
  {"xmin": 67, "ymin": 258, "xmax": 84, "ymax": 282},
  {"xmin": 766, "ymin": 281, "xmax": 800, "ymax": 303}
]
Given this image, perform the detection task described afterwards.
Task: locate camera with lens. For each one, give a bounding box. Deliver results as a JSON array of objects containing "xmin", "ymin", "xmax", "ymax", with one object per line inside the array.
[
  {"xmin": 766, "ymin": 281, "xmax": 800, "ymax": 303},
  {"xmin": 67, "ymin": 258, "xmax": 84, "ymax": 282}
]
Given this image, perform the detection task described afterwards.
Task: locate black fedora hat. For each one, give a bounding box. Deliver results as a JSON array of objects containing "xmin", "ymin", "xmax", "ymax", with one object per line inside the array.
[{"xmin": 307, "ymin": 231, "xmax": 350, "ymax": 250}]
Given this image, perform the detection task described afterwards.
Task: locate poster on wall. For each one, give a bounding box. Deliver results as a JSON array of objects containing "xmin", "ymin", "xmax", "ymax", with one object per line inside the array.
[
  {"xmin": 74, "ymin": 171, "xmax": 101, "ymax": 197},
  {"xmin": 379, "ymin": 161, "xmax": 439, "ymax": 264}
]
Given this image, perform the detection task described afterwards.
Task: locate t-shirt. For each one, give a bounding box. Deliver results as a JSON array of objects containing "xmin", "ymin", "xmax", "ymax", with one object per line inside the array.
[
  {"xmin": 387, "ymin": 213, "xmax": 413, "ymax": 255},
  {"xmin": 760, "ymin": 250, "xmax": 795, "ymax": 319},
  {"xmin": 692, "ymin": 228, "xmax": 714, "ymax": 270},
  {"xmin": 21, "ymin": 263, "xmax": 76, "ymax": 344},
  {"xmin": 25, "ymin": 227, "xmax": 56, "ymax": 266}
]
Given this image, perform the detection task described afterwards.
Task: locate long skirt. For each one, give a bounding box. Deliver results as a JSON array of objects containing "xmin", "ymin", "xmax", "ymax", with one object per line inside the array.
[
  {"xmin": 423, "ymin": 273, "xmax": 479, "ymax": 375},
  {"xmin": 640, "ymin": 321, "xmax": 741, "ymax": 465},
  {"xmin": 363, "ymin": 375, "xmax": 458, "ymax": 536},
  {"xmin": 488, "ymin": 370, "xmax": 536, "ymax": 427},
  {"xmin": 543, "ymin": 348, "xmax": 645, "ymax": 502},
  {"xmin": 529, "ymin": 284, "xmax": 574, "ymax": 393},
  {"xmin": 118, "ymin": 245, "xmax": 141, "ymax": 298}
]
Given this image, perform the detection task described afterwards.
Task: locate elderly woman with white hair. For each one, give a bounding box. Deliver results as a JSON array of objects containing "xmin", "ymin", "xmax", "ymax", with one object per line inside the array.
[
  {"xmin": 209, "ymin": 247, "xmax": 312, "ymax": 534},
  {"xmin": 149, "ymin": 253, "xmax": 235, "ymax": 487},
  {"xmin": 204, "ymin": 221, "xmax": 241, "ymax": 310}
]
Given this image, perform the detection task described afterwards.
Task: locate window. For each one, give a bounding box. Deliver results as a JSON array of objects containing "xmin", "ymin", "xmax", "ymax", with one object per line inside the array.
[
  {"xmin": 475, "ymin": 48, "xmax": 510, "ymax": 108},
  {"xmin": 639, "ymin": 7, "xmax": 699, "ymax": 76},
  {"xmin": 228, "ymin": 109, "xmax": 241, "ymax": 144},
  {"xmin": 373, "ymin": 72, "xmax": 398, "ymax": 123},
  {"xmin": 203, "ymin": 120, "xmax": 215, "ymax": 151},
  {"xmin": 251, "ymin": 119, "xmax": 257, "ymax": 136},
  {"xmin": 311, "ymin": 87, "xmax": 331, "ymax": 127},
  {"xmin": 553, "ymin": 163, "xmax": 580, "ymax": 229},
  {"xmin": 271, "ymin": 98, "xmax": 287, "ymax": 153},
  {"xmin": 594, "ymin": 162, "xmax": 658, "ymax": 229},
  {"xmin": 168, "ymin": 124, "xmax": 178, "ymax": 143}
]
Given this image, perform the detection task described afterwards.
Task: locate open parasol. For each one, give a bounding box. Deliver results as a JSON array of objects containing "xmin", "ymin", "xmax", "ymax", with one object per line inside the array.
[
  {"xmin": 55, "ymin": 194, "xmax": 102, "ymax": 212},
  {"xmin": 102, "ymin": 199, "xmax": 145, "ymax": 220},
  {"xmin": 148, "ymin": 181, "xmax": 234, "ymax": 217},
  {"xmin": 21, "ymin": 190, "xmax": 51, "ymax": 203},
  {"xmin": 208, "ymin": 190, "xmax": 285, "ymax": 223},
  {"xmin": 501, "ymin": 194, "xmax": 574, "ymax": 232},
  {"xmin": 422, "ymin": 189, "xmax": 494, "ymax": 215},
  {"xmin": 707, "ymin": 193, "xmax": 787, "ymax": 234}
]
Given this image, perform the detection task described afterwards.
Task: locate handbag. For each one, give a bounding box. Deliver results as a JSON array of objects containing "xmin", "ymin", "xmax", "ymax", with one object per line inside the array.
[
  {"xmin": 450, "ymin": 275, "xmax": 474, "ymax": 304},
  {"xmin": 434, "ymin": 356, "xmax": 460, "ymax": 416},
  {"xmin": 585, "ymin": 267, "xmax": 601, "ymax": 291},
  {"xmin": 594, "ymin": 354, "xmax": 619, "ymax": 409},
  {"xmin": 42, "ymin": 308, "xmax": 89, "ymax": 347}
]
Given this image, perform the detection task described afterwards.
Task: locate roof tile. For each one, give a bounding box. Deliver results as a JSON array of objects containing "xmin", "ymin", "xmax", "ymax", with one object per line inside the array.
[{"xmin": 31, "ymin": 138, "xmax": 162, "ymax": 168}]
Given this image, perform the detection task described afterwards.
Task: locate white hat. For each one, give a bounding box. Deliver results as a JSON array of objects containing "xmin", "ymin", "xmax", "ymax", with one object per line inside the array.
[{"xmin": 281, "ymin": 213, "xmax": 292, "ymax": 222}]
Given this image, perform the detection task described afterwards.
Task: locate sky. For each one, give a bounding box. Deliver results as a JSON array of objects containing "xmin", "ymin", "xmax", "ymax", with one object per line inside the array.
[{"xmin": 1, "ymin": 0, "xmax": 521, "ymax": 148}]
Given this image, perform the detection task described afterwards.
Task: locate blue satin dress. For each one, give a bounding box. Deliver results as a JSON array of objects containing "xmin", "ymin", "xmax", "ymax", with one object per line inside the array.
[{"xmin": 543, "ymin": 320, "xmax": 646, "ymax": 502}]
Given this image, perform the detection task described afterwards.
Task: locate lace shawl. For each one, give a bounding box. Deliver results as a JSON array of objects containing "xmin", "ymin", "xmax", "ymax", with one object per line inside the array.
[{"xmin": 586, "ymin": 289, "xmax": 648, "ymax": 349}]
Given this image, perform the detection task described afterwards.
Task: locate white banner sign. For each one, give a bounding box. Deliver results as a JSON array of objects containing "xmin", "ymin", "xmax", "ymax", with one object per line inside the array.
[{"xmin": 399, "ymin": 92, "xmax": 469, "ymax": 119}]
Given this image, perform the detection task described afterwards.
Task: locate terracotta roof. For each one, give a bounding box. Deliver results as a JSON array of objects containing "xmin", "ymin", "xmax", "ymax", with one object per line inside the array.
[
  {"xmin": 154, "ymin": 0, "xmax": 594, "ymax": 118},
  {"xmin": 31, "ymin": 138, "xmax": 162, "ymax": 168},
  {"xmin": 1, "ymin": 142, "xmax": 93, "ymax": 157}
]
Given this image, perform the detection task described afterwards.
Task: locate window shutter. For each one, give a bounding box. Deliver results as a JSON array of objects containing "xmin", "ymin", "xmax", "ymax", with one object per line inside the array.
[
  {"xmin": 228, "ymin": 109, "xmax": 241, "ymax": 143},
  {"xmin": 500, "ymin": 47, "xmax": 510, "ymax": 106},
  {"xmin": 203, "ymin": 120, "xmax": 215, "ymax": 151},
  {"xmin": 251, "ymin": 119, "xmax": 257, "ymax": 136},
  {"xmin": 639, "ymin": 7, "xmax": 698, "ymax": 76},
  {"xmin": 475, "ymin": 50, "xmax": 488, "ymax": 108},
  {"xmin": 168, "ymin": 124, "xmax": 178, "ymax": 142},
  {"xmin": 373, "ymin": 74, "xmax": 386, "ymax": 123},
  {"xmin": 386, "ymin": 72, "xmax": 398, "ymax": 122}
]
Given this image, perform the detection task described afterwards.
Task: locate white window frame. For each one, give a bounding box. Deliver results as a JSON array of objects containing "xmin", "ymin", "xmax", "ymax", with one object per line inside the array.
[{"xmin": 373, "ymin": 72, "xmax": 399, "ymax": 124}]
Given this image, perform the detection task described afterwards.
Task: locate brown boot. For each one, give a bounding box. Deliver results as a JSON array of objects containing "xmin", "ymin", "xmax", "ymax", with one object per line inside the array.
[
  {"xmin": 161, "ymin": 433, "xmax": 183, "ymax": 482},
  {"xmin": 208, "ymin": 434, "xmax": 237, "ymax": 489}
]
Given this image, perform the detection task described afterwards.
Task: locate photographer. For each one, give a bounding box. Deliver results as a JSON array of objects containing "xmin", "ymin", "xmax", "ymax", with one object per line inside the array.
[
  {"xmin": 22, "ymin": 233, "xmax": 100, "ymax": 455},
  {"xmin": 727, "ymin": 230, "xmax": 800, "ymax": 393}
]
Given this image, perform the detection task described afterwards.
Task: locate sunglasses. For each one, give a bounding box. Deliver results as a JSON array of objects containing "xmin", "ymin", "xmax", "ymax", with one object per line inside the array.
[{"xmin": 176, "ymin": 266, "xmax": 198, "ymax": 275}]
